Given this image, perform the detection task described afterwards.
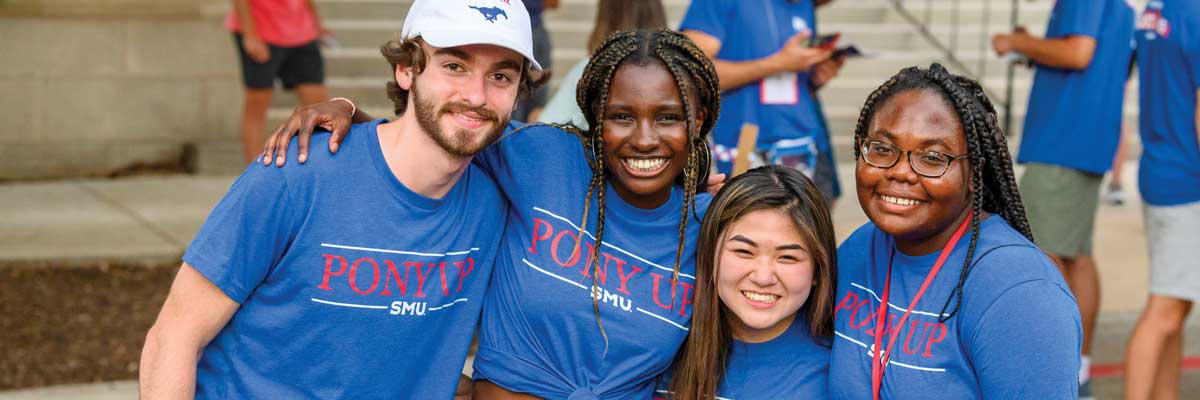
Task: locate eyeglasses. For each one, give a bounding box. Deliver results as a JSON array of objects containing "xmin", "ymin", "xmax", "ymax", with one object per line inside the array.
[{"xmin": 858, "ymin": 139, "xmax": 968, "ymax": 178}]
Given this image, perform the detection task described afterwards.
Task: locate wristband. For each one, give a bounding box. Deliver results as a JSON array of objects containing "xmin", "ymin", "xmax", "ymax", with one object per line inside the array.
[{"xmin": 330, "ymin": 97, "xmax": 357, "ymax": 118}]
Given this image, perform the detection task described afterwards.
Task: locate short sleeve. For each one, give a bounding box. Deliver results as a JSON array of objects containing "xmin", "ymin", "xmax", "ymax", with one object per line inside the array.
[
  {"xmin": 679, "ymin": 0, "xmax": 733, "ymax": 43},
  {"xmin": 182, "ymin": 164, "xmax": 302, "ymax": 303},
  {"xmin": 964, "ymin": 280, "xmax": 1081, "ymax": 399},
  {"xmin": 1054, "ymin": 0, "xmax": 1104, "ymax": 38}
]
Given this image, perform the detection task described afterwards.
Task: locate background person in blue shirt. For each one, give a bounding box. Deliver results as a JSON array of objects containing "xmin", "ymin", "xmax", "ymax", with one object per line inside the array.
[
  {"xmin": 991, "ymin": 1, "xmax": 1135, "ymax": 395},
  {"xmin": 137, "ymin": 0, "xmax": 546, "ymax": 398},
  {"xmin": 663, "ymin": 166, "xmax": 836, "ymax": 399},
  {"xmin": 828, "ymin": 64, "xmax": 1081, "ymax": 399},
  {"xmin": 1124, "ymin": 1, "xmax": 1200, "ymax": 399},
  {"xmin": 512, "ymin": 0, "xmax": 558, "ymax": 123},
  {"xmin": 262, "ymin": 29, "xmax": 725, "ymax": 399},
  {"xmin": 681, "ymin": 0, "xmax": 844, "ymax": 202}
]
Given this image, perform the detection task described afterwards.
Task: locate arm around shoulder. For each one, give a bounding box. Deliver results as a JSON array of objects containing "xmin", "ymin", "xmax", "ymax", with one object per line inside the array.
[{"xmin": 139, "ymin": 263, "xmax": 240, "ymax": 399}]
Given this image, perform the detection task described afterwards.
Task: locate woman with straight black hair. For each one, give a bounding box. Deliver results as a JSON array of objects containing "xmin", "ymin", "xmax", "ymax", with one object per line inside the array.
[{"xmin": 662, "ymin": 165, "xmax": 837, "ymax": 399}]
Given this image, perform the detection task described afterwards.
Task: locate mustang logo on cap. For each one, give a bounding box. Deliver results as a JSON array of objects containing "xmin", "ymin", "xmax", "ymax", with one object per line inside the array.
[{"xmin": 469, "ymin": 5, "xmax": 508, "ymax": 23}]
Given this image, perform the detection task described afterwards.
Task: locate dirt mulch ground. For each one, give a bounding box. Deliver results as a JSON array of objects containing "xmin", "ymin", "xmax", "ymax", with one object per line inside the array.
[{"xmin": 0, "ymin": 262, "xmax": 176, "ymax": 390}]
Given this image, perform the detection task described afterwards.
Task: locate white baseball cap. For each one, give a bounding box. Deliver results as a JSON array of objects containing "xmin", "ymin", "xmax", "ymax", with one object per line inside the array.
[{"xmin": 401, "ymin": 0, "xmax": 543, "ymax": 70}]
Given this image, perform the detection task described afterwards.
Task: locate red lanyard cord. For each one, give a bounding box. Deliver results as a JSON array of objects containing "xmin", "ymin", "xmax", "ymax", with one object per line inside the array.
[{"xmin": 870, "ymin": 211, "xmax": 974, "ymax": 400}]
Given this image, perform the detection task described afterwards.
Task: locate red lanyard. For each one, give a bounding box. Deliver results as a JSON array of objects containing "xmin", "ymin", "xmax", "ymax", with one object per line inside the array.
[{"xmin": 870, "ymin": 211, "xmax": 973, "ymax": 400}]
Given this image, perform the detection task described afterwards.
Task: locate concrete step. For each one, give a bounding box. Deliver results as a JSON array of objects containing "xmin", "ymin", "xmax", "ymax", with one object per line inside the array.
[
  {"xmin": 270, "ymin": 77, "xmax": 390, "ymax": 109},
  {"xmin": 322, "ymin": 20, "xmax": 397, "ymax": 48},
  {"xmin": 311, "ymin": 0, "xmax": 695, "ymax": 24},
  {"xmin": 816, "ymin": 2, "xmax": 892, "ymax": 25},
  {"xmin": 882, "ymin": 0, "xmax": 1054, "ymax": 26},
  {"xmin": 836, "ymin": 50, "xmax": 1014, "ymax": 82},
  {"xmin": 186, "ymin": 139, "xmax": 251, "ymax": 176},
  {"xmin": 547, "ymin": 0, "xmax": 690, "ymax": 22},
  {"xmin": 313, "ymin": 0, "xmax": 412, "ymax": 21}
]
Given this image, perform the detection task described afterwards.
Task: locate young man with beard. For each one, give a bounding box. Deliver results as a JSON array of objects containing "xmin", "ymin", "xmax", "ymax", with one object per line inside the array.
[{"xmin": 138, "ymin": 1, "xmax": 544, "ymax": 398}]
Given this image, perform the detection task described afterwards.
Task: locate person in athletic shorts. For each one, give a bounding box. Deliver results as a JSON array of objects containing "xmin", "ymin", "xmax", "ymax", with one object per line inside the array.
[
  {"xmin": 228, "ymin": 0, "xmax": 331, "ymax": 163},
  {"xmin": 1124, "ymin": 1, "xmax": 1200, "ymax": 399},
  {"xmin": 992, "ymin": 2, "xmax": 1136, "ymax": 396}
]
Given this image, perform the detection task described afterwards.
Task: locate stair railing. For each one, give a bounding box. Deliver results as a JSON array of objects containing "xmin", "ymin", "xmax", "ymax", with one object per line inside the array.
[{"xmin": 886, "ymin": 0, "xmax": 1020, "ymax": 135}]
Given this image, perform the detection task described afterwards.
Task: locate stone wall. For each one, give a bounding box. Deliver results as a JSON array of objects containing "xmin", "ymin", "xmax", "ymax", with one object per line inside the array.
[{"xmin": 0, "ymin": 0, "xmax": 241, "ymax": 179}]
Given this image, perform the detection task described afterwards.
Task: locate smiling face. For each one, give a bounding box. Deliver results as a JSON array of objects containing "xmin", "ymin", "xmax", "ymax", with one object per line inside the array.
[
  {"xmin": 601, "ymin": 61, "xmax": 694, "ymax": 209},
  {"xmin": 398, "ymin": 42, "xmax": 524, "ymax": 157},
  {"xmin": 856, "ymin": 89, "xmax": 973, "ymax": 255},
  {"xmin": 716, "ymin": 208, "xmax": 815, "ymax": 343}
]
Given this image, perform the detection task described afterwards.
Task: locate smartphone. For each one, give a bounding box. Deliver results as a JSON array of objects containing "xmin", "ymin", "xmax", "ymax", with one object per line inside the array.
[
  {"xmin": 807, "ymin": 33, "xmax": 841, "ymax": 49},
  {"xmin": 831, "ymin": 43, "xmax": 880, "ymax": 60}
]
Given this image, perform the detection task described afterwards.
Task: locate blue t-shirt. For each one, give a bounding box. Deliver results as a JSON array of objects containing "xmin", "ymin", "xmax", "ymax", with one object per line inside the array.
[
  {"xmin": 717, "ymin": 317, "xmax": 829, "ymax": 398},
  {"xmin": 654, "ymin": 316, "xmax": 830, "ymax": 399},
  {"xmin": 829, "ymin": 216, "xmax": 1081, "ymax": 399},
  {"xmin": 1136, "ymin": 0, "xmax": 1200, "ymax": 206},
  {"xmin": 680, "ymin": 0, "xmax": 832, "ymax": 175},
  {"xmin": 184, "ymin": 119, "xmax": 507, "ymax": 399},
  {"xmin": 471, "ymin": 124, "xmax": 712, "ymax": 399},
  {"xmin": 1018, "ymin": 0, "xmax": 1136, "ymax": 174}
]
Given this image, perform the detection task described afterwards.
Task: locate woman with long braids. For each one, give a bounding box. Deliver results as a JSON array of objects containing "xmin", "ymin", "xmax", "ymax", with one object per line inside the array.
[
  {"xmin": 260, "ymin": 29, "xmax": 725, "ymax": 399},
  {"xmin": 658, "ymin": 165, "xmax": 838, "ymax": 399},
  {"xmin": 828, "ymin": 64, "xmax": 1081, "ymax": 399}
]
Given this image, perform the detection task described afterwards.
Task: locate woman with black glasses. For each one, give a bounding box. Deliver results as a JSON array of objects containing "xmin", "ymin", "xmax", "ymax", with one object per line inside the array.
[{"xmin": 827, "ymin": 64, "xmax": 1082, "ymax": 399}]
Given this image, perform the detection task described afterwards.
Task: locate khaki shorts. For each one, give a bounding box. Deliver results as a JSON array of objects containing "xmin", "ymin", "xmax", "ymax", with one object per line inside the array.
[{"xmin": 1019, "ymin": 163, "xmax": 1102, "ymax": 257}]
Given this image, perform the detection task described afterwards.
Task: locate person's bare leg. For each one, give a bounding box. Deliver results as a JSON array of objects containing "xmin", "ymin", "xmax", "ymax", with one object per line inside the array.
[
  {"xmin": 240, "ymin": 88, "xmax": 274, "ymax": 164},
  {"xmin": 294, "ymin": 83, "xmax": 329, "ymax": 106},
  {"xmin": 1151, "ymin": 331, "xmax": 1184, "ymax": 400},
  {"xmin": 1069, "ymin": 255, "xmax": 1101, "ymax": 360},
  {"xmin": 1124, "ymin": 295, "xmax": 1191, "ymax": 400},
  {"xmin": 1049, "ymin": 253, "xmax": 1099, "ymax": 390}
]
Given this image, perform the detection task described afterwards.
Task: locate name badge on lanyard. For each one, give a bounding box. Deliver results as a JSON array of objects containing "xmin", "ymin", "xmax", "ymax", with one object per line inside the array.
[
  {"xmin": 760, "ymin": 13, "xmax": 809, "ymax": 105},
  {"xmin": 761, "ymin": 73, "xmax": 800, "ymax": 105}
]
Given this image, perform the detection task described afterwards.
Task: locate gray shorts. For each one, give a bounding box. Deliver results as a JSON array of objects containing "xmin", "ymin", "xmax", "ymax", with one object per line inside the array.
[
  {"xmin": 1019, "ymin": 163, "xmax": 1103, "ymax": 257},
  {"xmin": 1146, "ymin": 200, "xmax": 1200, "ymax": 302}
]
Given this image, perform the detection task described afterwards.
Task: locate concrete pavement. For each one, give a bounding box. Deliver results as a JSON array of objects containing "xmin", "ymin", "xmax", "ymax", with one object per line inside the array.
[
  {"xmin": 0, "ymin": 175, "xmax": 235, "ymax": 268},
  {"xmin": 1, "ymin": 161, "xmax": 1197, "ymax": 398}
]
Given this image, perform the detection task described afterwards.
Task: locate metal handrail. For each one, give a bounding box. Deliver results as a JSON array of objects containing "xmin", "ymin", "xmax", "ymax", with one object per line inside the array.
[{"xmin": 886, "ymin": 0, "xmax": 1020, "ymax": 135}]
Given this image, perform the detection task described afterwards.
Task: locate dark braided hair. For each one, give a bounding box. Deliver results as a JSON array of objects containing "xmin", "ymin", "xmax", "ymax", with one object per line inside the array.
[
  {"xmin": 541, "ymin": 29, "xmax": 720, "ymax": 343},
  {"xmin": 852, "ymin": 64, "xmax": 1032, "ymax": 322}
]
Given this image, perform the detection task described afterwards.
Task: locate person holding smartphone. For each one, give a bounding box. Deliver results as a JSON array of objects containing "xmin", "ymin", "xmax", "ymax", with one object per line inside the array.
[{"xmin": 681, "ymin": 0, "xmax": 844, "ymax": 203}]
